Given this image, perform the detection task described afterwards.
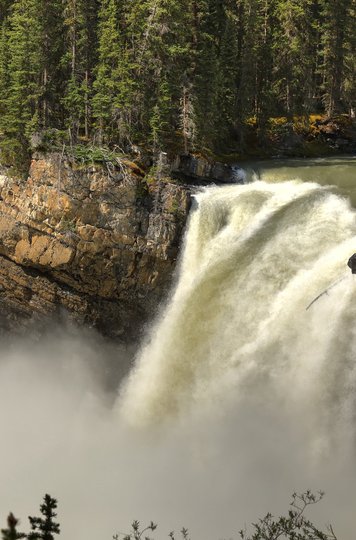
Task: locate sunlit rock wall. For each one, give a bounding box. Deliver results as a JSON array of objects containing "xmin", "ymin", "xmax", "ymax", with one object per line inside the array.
[{"xmin": 0, "ymin": 154, "xmax": 191, "ymax": 339}]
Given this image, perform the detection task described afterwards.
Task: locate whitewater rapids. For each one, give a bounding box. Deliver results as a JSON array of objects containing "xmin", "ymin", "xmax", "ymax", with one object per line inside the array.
[
  {"xmin": 120, "ymin": 179, "xmax": 356, "ymax": 448},
  {"xmin": 2, "ymin": 167, "xmax": 356, "ymax": 540}
]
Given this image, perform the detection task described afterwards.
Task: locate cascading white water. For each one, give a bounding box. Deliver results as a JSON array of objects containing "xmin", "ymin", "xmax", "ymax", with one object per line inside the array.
[
  {"xmin": 120, "ymin": 178, "xmax": 356, "ymax": 449},
  {"xmin": 1, "ymin": 161, "xmax": 356, "ymax": 540}
]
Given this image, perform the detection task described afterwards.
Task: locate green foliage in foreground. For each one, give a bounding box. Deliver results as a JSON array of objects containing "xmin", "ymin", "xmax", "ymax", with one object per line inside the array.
[
  {"xmin": 28, "ymin": 494, "xmax": 60, "ymax": 540},
  {"xmin": 240, "ymin": 491, "xmax": 337, "ymax": 540},
  {"xmin": 1, "ymin": 513, "xmax": 25, "ymax": 540},
  {"xmin": 1, "ymin": 495, "xmax": 59, "ymax": 540},
  {"xmin": 1, "ymin": 491, "xmax": 338, "ymax": 540}
]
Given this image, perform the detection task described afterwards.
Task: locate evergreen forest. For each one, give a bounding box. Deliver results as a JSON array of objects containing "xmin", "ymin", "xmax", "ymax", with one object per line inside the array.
[{"xmin": 0, "ymin": 0, "xmax": 355, "ymax": 172}]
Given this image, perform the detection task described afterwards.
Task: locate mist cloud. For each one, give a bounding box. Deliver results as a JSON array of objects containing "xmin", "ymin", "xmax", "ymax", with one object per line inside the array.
[
  {"xmin": 0, "ymin": 323, "xmax": 355, "ymax": 540},
  {"xmin": 2, "ymin": 180, "xmax": 356, "ymax": 540}
]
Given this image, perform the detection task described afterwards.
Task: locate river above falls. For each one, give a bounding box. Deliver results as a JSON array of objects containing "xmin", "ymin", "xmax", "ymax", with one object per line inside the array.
[{"xmin": 243, "ymin": 155, "xmax": 356, "ymax": 205}]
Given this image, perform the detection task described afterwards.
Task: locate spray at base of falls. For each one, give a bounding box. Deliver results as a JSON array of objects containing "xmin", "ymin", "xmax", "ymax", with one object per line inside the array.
[
  {"xmin": 115, "ymin": 178, "xmax": 356, "ymax": 539},
  {"xmin": 120, "ymin": 179, "xmax": 356, "ymax": 447},
  {"xmin": 1, "ymin": 171, "xmax": 356, "ymax": 540}
]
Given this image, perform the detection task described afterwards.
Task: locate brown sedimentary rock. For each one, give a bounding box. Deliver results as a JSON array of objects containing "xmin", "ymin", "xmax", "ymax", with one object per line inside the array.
[{"xmin": 0, "ymin": 154, "xmax": 191, "ymax": 339}]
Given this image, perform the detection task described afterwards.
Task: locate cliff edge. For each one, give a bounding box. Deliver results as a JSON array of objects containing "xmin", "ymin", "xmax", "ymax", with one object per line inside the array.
[{"xmin": 0, "ymin": 154, "xmax": 191, "ymax": 339}]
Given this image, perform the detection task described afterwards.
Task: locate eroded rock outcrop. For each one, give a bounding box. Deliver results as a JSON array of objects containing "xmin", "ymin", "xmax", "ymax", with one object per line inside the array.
[
  {"xmin": 171, "ymin": 154, "xmax": 246, "ymax": 184},
  {"xmin": 0, "ymin": 154, "xmax": 191, "ymax": 338}
]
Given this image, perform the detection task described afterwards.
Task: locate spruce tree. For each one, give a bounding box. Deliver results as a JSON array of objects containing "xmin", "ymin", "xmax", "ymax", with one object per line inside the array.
[
  {"xmin": 150, "ymin": 75, "xmax": 171, "ymax": 151},
  {"xmin": 28, "ymin": 494, "xmax": 60, "ymax": 540},
  {"xmin": 1, "ymin": 513, "xmax": 25, "ymax": 540},
  {"xmin": 0, "ymin": 0, "xmax": 43, "ymax": 169},
  {"xmin": 63, "ymin": 0, "xmax": 99, "ymax": 141},
  {"xmin": 0, "ymin": 19, "xmax": 9, "ymax": 120},
  {"xmin": 0, "ymin": 0, "xmax": 355, "ymax": 167},
  {"xmin": 143, "ymin": 0, "xmax": 191, "ymax": 151},
  {"xmin": 215, "ymin": 3, "xmax": 240, "ymax": 146},
  {"xmin": 179, "ymin": 83, "xmax": 196, "ymax": 153},
  {"xmin": 342, "ymin": 0, "xmax": 356, "ymax": 117},
  {"xmin": 185, "ymin": 0, "xmax": 220, "ymax": 149},
  {"xmin": 272, "ymin": 0, "xmax": 317, "ymax": 117},
  {"xmin": 320, "ymin": 0, "xmax": 353, "ymax": 115},
  {"xmin": 123, "ymin": 0, "xmax": 192, "ymax": 151},
  {"xmin": 92, "ymin": 0, "xmax": 127, "ymax": 145},
  {"xmin": 39, "ymin": 0, "xmax": 66, "ymax": 131},
  {"xmin": 0, "ymin": 0, "xmax": 65, "ymax": 168},
  {"xmin": 0, "ymin": 0, "xmax": 12, "ymax": 23}
]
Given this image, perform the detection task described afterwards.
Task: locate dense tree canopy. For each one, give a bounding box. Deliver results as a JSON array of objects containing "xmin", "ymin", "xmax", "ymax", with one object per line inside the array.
[{"xmin": 0, "ymin": 0, "xmax": 354, "ymax": 170}]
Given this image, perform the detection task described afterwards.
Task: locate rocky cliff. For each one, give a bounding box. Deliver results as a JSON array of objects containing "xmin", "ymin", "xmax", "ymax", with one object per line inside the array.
[{"xmin": 0, "ymin": 154, "xmax": 191, "ymax": 339}]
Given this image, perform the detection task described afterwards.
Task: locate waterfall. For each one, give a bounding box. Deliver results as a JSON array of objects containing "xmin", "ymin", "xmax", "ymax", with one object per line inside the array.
[
  {"xmin": 1, "ymin": 170, "xmax": 356, "ymax": 540},
  {"xmin": 120, "ymin": 179, "xmax": 356, "ymax": 444}
]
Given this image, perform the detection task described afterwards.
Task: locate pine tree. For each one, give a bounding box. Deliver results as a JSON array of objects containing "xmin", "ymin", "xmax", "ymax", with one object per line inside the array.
[
  {"xmin": 39, "ymin": 0, "xmax": 66, "ymax": 131},
  {"xmin": 0, "ymin": 19, "xmax": 9, "ymax": 120},
  {"xmin": 186, "ymin": 0, "xmax": 221, "ymax": 148},
  {"xmin": 0, "ymin": 0, "xmax": 66, "ymax": 168},
  {"xmin": 150, "ymin": 75, "xmax": 171, "ymax": 151},
  {"xmin": 0, "ymin": 0, "xmax": 355, "ymax": 169},
  {"xmin": 63, "ymin": 0, "xmax": 99, "ymax": 141},
  {"xmin": 215, "ymin": 2, "xmax": 240, "ymax": 146},
  {"xmin": 342, "ymin": 0, "xmax": 356, "ymax": 117},
  {"xmin": 143, "ymin": 0, "xmax": 191, "ymax": 151},
  {"xmin": 124, "ymin": 0, "xmax": 192, "ymax": 150},
  {"xmin": 28, "ymin": 494, "xmax": 60, "ymax": 540},
  {"xmin": 1, "ymin": 513, "xmax": 25, "ymax": 540},
  {"xmin": 180, "ymin": 83, "xmax": 196, "ymax": 153},
  {"xmin": 236, "ymin": 0, "xmax": 273, "ymax": 132},
  {"xmin": 92, "ymin": 0, "xmax": 127, "ymax": 144},
  {"xmin": 273, "ymin": 0, "xmax": 318, "ymax": 117},
  {"xmin": 320, "ymin": 0, "xmax": 353, "ymax": 115},
  {"xmin": 0, "ymin": 0, "xmax": 12, "ymax": 23},
  {"xmin": 0, "ymin": 0, "xmax": 43, "ymax": 169}
]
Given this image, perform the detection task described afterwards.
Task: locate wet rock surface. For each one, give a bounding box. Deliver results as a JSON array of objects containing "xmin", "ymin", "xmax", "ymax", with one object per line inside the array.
[{"xmin": 171, "ymin": 154, "xmax": 246, "ymax": 184}]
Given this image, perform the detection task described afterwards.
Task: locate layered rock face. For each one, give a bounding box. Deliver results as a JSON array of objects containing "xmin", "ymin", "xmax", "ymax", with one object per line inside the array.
[{"xmin": 0, "ymin": 154, "xmax": 191, "ymax": 339}]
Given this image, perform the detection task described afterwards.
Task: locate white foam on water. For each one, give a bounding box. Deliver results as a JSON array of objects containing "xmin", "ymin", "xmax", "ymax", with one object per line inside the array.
[
  {"xmin": 120, "ymin": 180, "xmax": 356, "ymax": 437},
  {"xmin": 1, "ymin": 170, "xmax": 356, "ymax": 540}
]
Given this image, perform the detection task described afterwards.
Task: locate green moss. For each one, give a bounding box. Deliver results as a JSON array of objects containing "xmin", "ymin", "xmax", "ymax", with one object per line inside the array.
[
  {"xmin": 60, "ymin": 217, "xmax": 77, "ymax": 232},
  {"xmin": 166, "ymin": 199, "xmax": 185, "ymax": 222}
]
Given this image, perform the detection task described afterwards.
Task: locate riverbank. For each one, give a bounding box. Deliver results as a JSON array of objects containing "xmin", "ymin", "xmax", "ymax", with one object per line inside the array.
[{"xmin": 213, "ymin": 114, "xmax": 356, "ymax": 163}]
